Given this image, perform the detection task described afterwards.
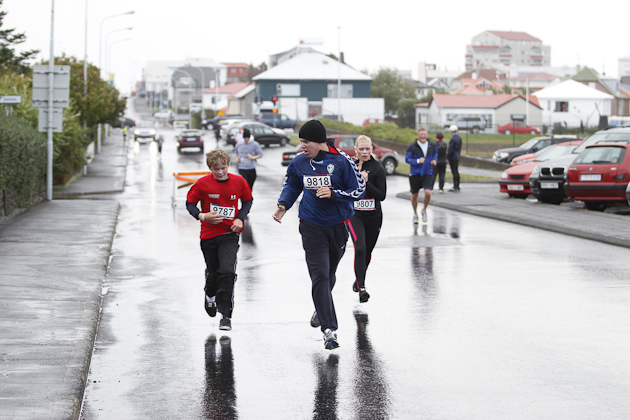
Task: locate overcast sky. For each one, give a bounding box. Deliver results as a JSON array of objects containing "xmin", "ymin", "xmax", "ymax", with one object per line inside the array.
[{"xmin": 5, "ymin": 0, "xmax": 628, "ymax": 95}]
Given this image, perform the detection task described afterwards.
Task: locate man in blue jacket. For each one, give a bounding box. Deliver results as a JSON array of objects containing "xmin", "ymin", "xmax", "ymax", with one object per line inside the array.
[
  {"xmin": 405, "ymin": 127, "xmax": 438, "ymax": 223},
  {"xmin": 272, "ymin": 120, "xmax": 365, "ymax": 350}
]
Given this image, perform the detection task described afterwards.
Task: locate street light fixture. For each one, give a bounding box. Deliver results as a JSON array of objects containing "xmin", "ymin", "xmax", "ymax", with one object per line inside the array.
[{"xmin": 99, "ymin": 10, "xmax": 134, "ymax": 74}]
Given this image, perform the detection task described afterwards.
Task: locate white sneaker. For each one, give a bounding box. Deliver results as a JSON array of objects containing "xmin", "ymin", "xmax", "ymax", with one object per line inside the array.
[
  {"xmin": 412, "ymin": 214, "xmax": 419, "ymax": 224},
  {"xmin": 421, "ymin": 210, "xmax": 427, "ymax": 223}
]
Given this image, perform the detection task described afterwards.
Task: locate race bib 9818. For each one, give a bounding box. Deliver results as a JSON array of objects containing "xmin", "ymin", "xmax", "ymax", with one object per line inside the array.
[
  {"xmin": 210, "ymin": 203, "xmax": 235, "ymax": 219},
  {"xmin": 303, "ymin": 174, "xmax": 332, "ymax": 189}
]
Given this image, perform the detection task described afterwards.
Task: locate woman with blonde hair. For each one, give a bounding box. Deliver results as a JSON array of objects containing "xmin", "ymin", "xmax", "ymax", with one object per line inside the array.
[{"xmin": 346, "ymin": 135, "xmax": 387, "ymax": 303}]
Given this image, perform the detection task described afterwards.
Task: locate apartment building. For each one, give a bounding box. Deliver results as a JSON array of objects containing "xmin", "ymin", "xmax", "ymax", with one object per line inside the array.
[{"xmin": 466, "ymin": 31, "xmax": 550, "ymax": 71}]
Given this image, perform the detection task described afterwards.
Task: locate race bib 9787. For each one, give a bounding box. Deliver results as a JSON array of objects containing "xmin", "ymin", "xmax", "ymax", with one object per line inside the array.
[
  {"xmin": 210, "ymin": 203, "xmax": 235, "ymax": 220},
  {"xmin": 303, "ymin": 174, "xmax": 332, "ymax": 190}
]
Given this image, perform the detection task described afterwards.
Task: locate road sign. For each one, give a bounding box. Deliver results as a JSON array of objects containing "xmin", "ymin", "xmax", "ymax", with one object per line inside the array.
[
  {"xmin": 32, "ymin": 65, "xmax": 70, "ymax": 108},
  {"xmin": 38, "ymin": 108, "xmax": 63, "ymax": 133},
  {"xmin": 0, "ymin": 95, "xmax": 22, "ymax": 104}
]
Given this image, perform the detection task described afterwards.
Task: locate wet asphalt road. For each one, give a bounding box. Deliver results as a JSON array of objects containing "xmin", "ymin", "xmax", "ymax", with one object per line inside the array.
[{"xmin": 80, "ymin": 124, "xmax": 630, "ymax": 419}]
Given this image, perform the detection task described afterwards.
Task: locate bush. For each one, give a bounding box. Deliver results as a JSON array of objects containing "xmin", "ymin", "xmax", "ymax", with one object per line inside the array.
[{"xmin": 0, "ymin": 113, "xmax": 46, "ymax": 216}]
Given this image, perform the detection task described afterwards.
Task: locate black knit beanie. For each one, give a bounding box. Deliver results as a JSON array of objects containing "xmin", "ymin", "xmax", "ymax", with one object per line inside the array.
[
  {"xmin": 299, "ymin": 120, "xmax": 327, "ymax": 143},
  {"xmin": 242, "ymin": 128, "xmax": 251, "ymax": 138}
]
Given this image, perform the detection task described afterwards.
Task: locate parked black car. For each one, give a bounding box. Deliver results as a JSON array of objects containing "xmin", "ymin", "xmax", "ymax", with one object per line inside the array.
[
  {"xmin": 492, "ymin": 135, "xmax": 581, "ymax": 163},
  {"xmin": 226, "ymin": 123, "xmax": 289, "ymax": 147},
  {"xmin": 114, "ymin": 117, "xmax": 135, "ymax": 128}
]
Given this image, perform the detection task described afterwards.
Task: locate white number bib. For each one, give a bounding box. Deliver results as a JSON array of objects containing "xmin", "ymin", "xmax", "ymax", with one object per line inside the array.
[
  {"xmin": 210, "ymin": 203, "xmax": 235, "ymax": 220},
  {"xmin": 303, "ymin": 174, "xmax": 332, "ymax": 189},
  {"xmin": 354, "ymin": 198, "xmax": 375, "ymax": 211}
]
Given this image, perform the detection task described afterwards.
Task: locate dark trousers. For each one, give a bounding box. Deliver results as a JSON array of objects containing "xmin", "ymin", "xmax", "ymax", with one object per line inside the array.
[
  {"xmin": 449, "ymin": 160, "xmax": 460, "ymax": 189},
  {"xmin": 201, "ymin": 232, "xmax": 240, "ymax": 318},
  {"xmin": 432, "ymin": 162, "xmax": 447, "ymax": 190},
  {"xmin": 299, "ymin": 219, "xmax": 348, "ymax": 332},
  {"xmin": 238, "ymin": 168, "xmax": 257, "ymax": 191},
  {"xmin": 347, "ymin": 214, "xmax": 382, "ymax": 290}
]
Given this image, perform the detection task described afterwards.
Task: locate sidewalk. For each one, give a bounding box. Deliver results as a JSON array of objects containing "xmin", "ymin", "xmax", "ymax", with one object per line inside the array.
[{"xmin": 0, "ymin": 133, "xmax": 128, "ymax": 419}]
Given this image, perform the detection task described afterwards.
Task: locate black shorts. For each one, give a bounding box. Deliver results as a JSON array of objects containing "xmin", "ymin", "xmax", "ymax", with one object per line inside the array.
[{"xmin": 409, "ymin": 174, "xmax": 434, "ymax": 194}]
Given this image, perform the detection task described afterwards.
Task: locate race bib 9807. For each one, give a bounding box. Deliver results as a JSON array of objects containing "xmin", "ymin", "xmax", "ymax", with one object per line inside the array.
[
  {"xmin": 303, "ymin": 174, "xmax": 332, "ymax": 189},
  {"xmin": 210, "ymin": 203, "xmax": 235, "ymax": 219},
  {"xmin": 354, "ymin": 198, "xmax": 375, "ymax": 211}
]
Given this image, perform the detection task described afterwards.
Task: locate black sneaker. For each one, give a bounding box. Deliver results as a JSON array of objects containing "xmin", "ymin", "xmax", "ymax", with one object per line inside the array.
[
  {"xmin": 352, "ymin": 281, "xmax": 359, "ymax": 292},
  {"xmin": 219, "ymin": 317, "xmax": 231, "ymax": 331},
  {"xmin": 323, "ymin": 328, "xmax": 339, "ymax": 350},
  {"xmin": 205, "ymin": 296, "xmax": 217, "ymax": 317},
  {"xmin": 359, "ymin": 288, "xmax": 370, "ymax": 303},
  {"xmin": 310, "ymin": 311, "xmax": 320, "ymax": 328}
]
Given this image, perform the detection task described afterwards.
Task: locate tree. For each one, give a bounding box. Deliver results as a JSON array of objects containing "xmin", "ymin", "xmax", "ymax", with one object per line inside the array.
[
  {"xmin": 370, "ymin": 68, "xmax": 417, "ymax": 117},
  {"xmin": 0, "ymin": 0, "xmax": 39, "ymax": 74}
]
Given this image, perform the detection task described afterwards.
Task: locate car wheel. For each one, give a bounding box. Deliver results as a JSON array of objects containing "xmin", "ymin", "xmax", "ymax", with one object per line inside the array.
[
  {"xmin": 504, "ymin": 129, "xmax": 511, "ymax": 135},
  {"xmin": 530, "ymin": 130, "xmax": 537, "ymax": 135},
  {"xmin": 280, "ymin": 137, "xmax": 288, "ymax": 147},
  {"xmin": 472, "ymin": 127, "xmax": 479, "ymax": 134},
  {"xmin": 584, "ymin": 201, "xmax": 607, "ymax": 211},
  {"xmin": 508, "ymin": 193, "xmax": 528, "ymax": 199},
  {"xmin": 382, "ymin": 157, "xmax": 397, "ymax": 176}
]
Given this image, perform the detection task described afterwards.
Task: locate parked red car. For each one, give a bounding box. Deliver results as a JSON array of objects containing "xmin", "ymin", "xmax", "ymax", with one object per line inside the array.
[
  {"xmin": 565, "ymin": 142, "xmax": 630, "ymax": 210},
  {"xmin": 498, "ymin": 121, "xmax": 541, "ymax": 135},
  {"xmin": 499, "ymin": 140, "xmax": 583, "ymax": 198}
]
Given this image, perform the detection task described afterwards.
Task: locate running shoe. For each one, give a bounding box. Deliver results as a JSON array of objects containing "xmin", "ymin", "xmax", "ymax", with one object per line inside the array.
[
  {"xmin": 219, "ymin": 317, "xmax": 232, "ymax": 331},
  {"xmin": 352, "ymin": 281, "xmax": 359, "ymax": 293},
  {"xmin": 205, "ymin": 295, "xmax": 217, "ymax": 317},
  {"xmin": 359, "ymin": 288, "xmax": 370, "ymax": 303},
  {"xmin": 310, "ymin": 311, "xmax": 320, "ymax": 328},
  {"xmin": 323, "ymin": 328, "xmax": 339, "ymax": 350},
  {"xmin": 421, "ymin": 210, "xmax": 427, "ymax": 223},
  {"xmin": 412, "ymin": 214, "xmax": 419, "ymax": 224}
]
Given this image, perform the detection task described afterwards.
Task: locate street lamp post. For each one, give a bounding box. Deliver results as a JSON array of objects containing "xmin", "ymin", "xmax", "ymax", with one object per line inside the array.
[{"xmin": 99, "ymin": 11, "xmax": 134, "ymax": 75}]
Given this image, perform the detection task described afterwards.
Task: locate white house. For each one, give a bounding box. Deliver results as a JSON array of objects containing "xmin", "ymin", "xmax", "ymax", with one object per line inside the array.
[
  {"xmin": 532, "ymin": 79, "xmax": 613, "ymax": 129},
  {"xmin": 416, "ymin": 93, "xmax": 542, "ymax": 132}
]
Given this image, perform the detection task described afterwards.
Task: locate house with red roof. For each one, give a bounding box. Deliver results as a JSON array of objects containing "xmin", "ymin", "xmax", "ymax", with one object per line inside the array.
[
  {"xmin": 466, "ymin": 31, "xmax": 550, "ymax": 71},
  {"xmin": 415, "ymin": 93, "xmax": 542, "ymax": 132}
]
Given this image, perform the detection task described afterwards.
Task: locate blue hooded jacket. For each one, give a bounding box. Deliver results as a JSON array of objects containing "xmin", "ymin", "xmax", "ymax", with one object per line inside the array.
[{"xmin": 278, "ymin": 145, "xmax": 366, "ymax": 226}]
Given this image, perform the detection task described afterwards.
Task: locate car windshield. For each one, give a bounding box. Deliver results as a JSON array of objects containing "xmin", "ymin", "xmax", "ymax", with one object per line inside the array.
[
  {"xmin": 533, "ymin": 144, "xmax": 577, "ymax": 161},
  {"xmin": 573, "ymin": 132, "xmax": 630, "ymax": 154},
  {"xmin": 181, "ymin": 130, "xmax": 201, "ymax": 136},
  {"xmin": 136, "ymin": 121, "xmax": 154, "ymax": 128},
  {"xmin": 519, "ymin": 138, "xmax": 543, "ymax": 150},
  {"xmin": 574, "ymin": 146, "xmax": 626, "ymax": 164}
]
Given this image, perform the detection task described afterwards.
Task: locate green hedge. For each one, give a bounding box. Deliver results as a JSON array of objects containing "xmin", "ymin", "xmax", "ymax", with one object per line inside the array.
[
  {"xmin": 0, "ymin": 113, "xmax": 46, "ymax": 216},
  {"xmin": 316, "ymin": 119, "xmax": 418, "ymax": 144}
]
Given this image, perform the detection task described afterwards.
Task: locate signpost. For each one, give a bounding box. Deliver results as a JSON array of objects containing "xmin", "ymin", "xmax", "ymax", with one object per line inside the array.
[
  {"xmin": 32, "ymin": 59, "xmax": 71, "ymax": 200},
  {"xmin": 0, "ymin": 95, "xmax": 22, "ymax": 104}
]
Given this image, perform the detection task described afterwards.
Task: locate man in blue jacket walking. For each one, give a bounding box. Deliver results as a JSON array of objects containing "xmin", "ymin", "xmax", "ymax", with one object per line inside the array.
[
  {"xmin": 405, "ymin": 127, "xmax": 438, "ymax": 223},
  {"xmin": 272, "ymin": 120, "xmax": 365, "ymax": 350}
]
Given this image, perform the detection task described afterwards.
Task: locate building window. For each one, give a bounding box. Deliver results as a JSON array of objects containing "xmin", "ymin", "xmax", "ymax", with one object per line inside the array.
[
  {"xmin": 327, "ymin": 84, "xmax": 353, "ymax": 98},
  {"xmin": 555, "ymin": 101, "xmax": 568, "ymax": 112},
  {"xmin": 276, "ymin": 83, "xmax": 300, "ymax": 96}
]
